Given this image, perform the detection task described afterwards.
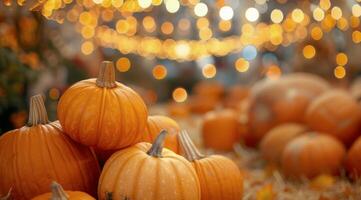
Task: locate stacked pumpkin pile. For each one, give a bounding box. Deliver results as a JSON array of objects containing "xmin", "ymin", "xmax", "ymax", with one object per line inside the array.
[
  {"xmin": 196, "ymin": 73, "xmax": 361, "ymax": 181},
  {"xmin": 0, "ymin": 61, "xmax": 244, "ymax": 200}
]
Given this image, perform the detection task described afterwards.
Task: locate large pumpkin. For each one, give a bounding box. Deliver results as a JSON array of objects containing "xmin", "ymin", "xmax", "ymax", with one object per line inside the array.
[
  {"xmin": 345, "ymin": 136, "xmax": 361, "ymax": 180},
  {"xmin": 58, "ymin": 61, "xmax": 148, "ymax": 150},
  {"xmin": 142, "ymin": 115, "xmax": 181, "ymax": 153},
  {"xmin": 98, "ymin": 130, "xmax": 201, "ymax": 200},
  {"xmin": 260, "ymin": 123, "xmax": 307, "ymax": 164},
  {"xmin": 32, "ymin": 182, "xmax": 95, "ymax": 200},
  {"xmin": 248, "ymin": 73, "xmax": 329, "ymax": 143},
  {"xmin": 178, "ymin": 130, "xmax": 243, "ymax": 200},
  {"xmin": 305, "ymin": 90, "xmax": 361, "ymax": 145},
  {"xmin": 202, "ymin": 109, "xmax": 240, "ymax": 151},
  {"xmin": 0, "ymin": 95, "xmax": 100, "ymax": 200},
  {"xmin": 281, "ymin": 133, "xmax": 346, "ymax": 179}
]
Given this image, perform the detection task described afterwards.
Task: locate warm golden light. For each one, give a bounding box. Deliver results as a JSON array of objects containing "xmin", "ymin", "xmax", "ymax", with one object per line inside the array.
[
  {"xmin": 334, "ymin": 66, "xmax": 346, "ymax": 79},
  {"xmin": 336, "ymin": 53, "xmax": 348, "ymax": 66},
  {"xmin": 116, "ymin": 57, "xmax": 131, "ymax": 72},
  {"xmin": 194, "ymin": 2, "xmax": 208, "ymax": 17},
  {"xmin": 235, "ymin": 58, "xmax": 250, "ymax": 72},
  {"xmin": 196, "ymin": 17, "xmax": 209, "ymax": 29},
  {"xmin": 292, "ymin": 9, "xmax": 304, "ymax": 23},
  {"xmin": 116, "ymin": 20, "xmax": 129, "ymax": 34},
  {"xmin": 178, "ymin": 18, "xmax": 191, "ymax": 31},
  {"xmin": 202, "ymin": 64, "xmax": 217, "ymax": 78},
  {"xmin": 81, "ymin": 41, "xmax": 94, "ymax": 55},
  {"xmin": 152, "ymin": 65, "xmax": 167, "ymax": 80},
  {"xmin": 319, "ymin": 0, "xmax": 331, "ymax": 11},
  {"xmin": 165, "ymin": 0, "xmax": 180, "ymax": 13},
  {"xmin": 218, "ymin": 20, "xmax": 232, "ymax": 32},
  {"xmin": 143, "ymin": 16, "xmax": 156, "ymax": 32},
  {"xmin": 352, "ymin": 30, "xmax": 361, "ymax": 43},
  {"xmin": 303, "ymin": 45, "xmax": 316, "ymax": 59},
  {"xmin": 313, "ymin": 7, "xmax": 325, "ymax": 22},
  {"xmin": 172, "ymin": 87, "xmax": 187, "ymax": 102},
  {"xmin": 161, "ymin": 22, "xmax": 174, "ymax": 35},
  {"xmin": 331, "ymin": 6, "xmax": 342, "ymax": 20},
  {"xmin": 49, "ymin": 88, "xmax": 60, "ymax": 100},
  {"xmin": 245, "ymin": 7, "xmax": 259, "ymax": 22},
  {"xmin": 219, "ymin": 6, "xmax": 234, "ymax": 20},
  {"xmin": 270, "ymin": 9, "xmax": 283, "ymax": 24},
  {"xmin": 266, "ymin": 65, "xmax": 281, "ymax": 80},
  {"xmin": 311, "ymin": 26, "xmax": 323, "ymax": 40},
  {"xmin": 352, "ymin": 4, "xmax": 361, "ymax": 17},
  {"xmin": 138, "ymin": 0, "xmax": 151, "ymax": 8}
]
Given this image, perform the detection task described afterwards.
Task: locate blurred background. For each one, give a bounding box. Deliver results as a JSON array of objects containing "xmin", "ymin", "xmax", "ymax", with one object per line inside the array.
[{"xmin": 1, "ymin": 0, "xmax": 361, "ymax": 133}]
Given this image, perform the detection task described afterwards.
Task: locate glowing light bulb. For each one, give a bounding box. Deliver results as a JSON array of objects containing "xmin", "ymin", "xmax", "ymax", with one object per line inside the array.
[
  {"xmin": 138, "ymin": 0, "xmax": 151, "ymax": 8},
  {"xmin": 235, "ymin": 58, "xmax": 250, "ymax": 72},
  {"xmin": 292, "ymin": 9, "xmax": 304, "ymax": 23},
  {"xmin": 270, "ymin": 9, "xmax": 283, "ymax": 23},
  {"xmin": 165, "ymin": 0, "xmax": 180, "ymax": 13},
  {"xmin": 313, "ymin": 7, "xmax": 325, "ymax": 21},
  {"xmin": 245, "ymin": 7, "xmax": 259, "ymax": 22},
  {"xmin": 202, "ymin": 64, "xmax": 216, "ymax": 78},
  {"xmin": 194, "ymin": 2, "xmax": 208, "ymax": 17},
  {"xmin": 219, "ymin": 6, "xmax": 233, "ymax": 20},
  {"xmin": 331, "ymin": 6, "xmax": 342, "ymax": 20},
  {"xmin": 173, "ymin": 87, "xmax": 187, "ymax": 102},
  {"xmin": 334, "ymin": 66, "xmax": 346, "ymax": 79},
  {"xmin": 352, "ymin": 4, "xmax": 361, "ymax": 17},
  {"xmin": 303, "ymin": 45, "xmax": 316, "ymax": 59}
]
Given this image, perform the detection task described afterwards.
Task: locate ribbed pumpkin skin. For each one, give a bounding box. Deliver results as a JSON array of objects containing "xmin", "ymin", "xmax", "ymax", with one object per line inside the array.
[
  {"xmin": 202, "ymin": 109, "xmax": 240, "ymax": 151},
  {"xmin": 58, "ymin": 78, "xmax": 148, "ymax": 150},
  {"xmin": 32, "ymin": 191, "xmax": 95, "ymax": 200},
  {"xmin": 305, "ymin": 90, "xmax": 361, "ymax": 145},
  {"xmin": 192, "ymin": 155, "xmax": 243, "ymax": 200},
  {"xmin": 98, "ymin": 143, "xmax": 201, "ymax": 200},
  {"xmin": 143, "ymin": 116, "xmax": 180, "ymax": 153},
  {"xmin": 260, "ymin": 123, "xmax": 307, "ymax": 164},
  {"xmin": 0, "ymin": 121, "xmax": 100, "ymax": 200},
  {"xmin": 281, "ymin": 133, "xmax": 346, "ymax": 179},
  {"xmin": 345, "ymin": 136, "xmax": 361, "ymax": 179}
]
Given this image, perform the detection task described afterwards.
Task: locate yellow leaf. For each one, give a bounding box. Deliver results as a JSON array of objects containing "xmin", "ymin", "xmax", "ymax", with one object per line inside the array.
[
  {"xmin": 256, "ymin": 184, "xmax": 275, "ymax": 200},
  {"xmin": 309, "ymin": 174, "xmax": 335, "ymax": 190}
]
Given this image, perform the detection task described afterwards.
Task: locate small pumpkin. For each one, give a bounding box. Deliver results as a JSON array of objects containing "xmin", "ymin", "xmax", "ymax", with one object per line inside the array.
[
  {"xmin": 281, "ymin": 133, "xmax": 346, "ymax": 179},
  {"xmin": 0, "ymin": 95, "xmax": 100, "ymax": 200},
  {"xmin": 345, "ymin": 136, "xmax": 361, "ymax": 180},
  {"xmin": 142, "ymin": 115, "xmax": 181, "ymax": 153},
  {"xmin": 260, "ymin": 123, "xmax": 307, "ymax": 164},
  {"xmin": 32, "ymin": 182, "xmax": 95, "ymax": 200},
  {"xmin": 178, "ymin": 130, "xmax": 243, "ymax": 200},
  {"xmin": 223, "ymin": 85, "xmax": 250, "ymax": 109},
  {"xmin": 248, "ymin": 73, "xmax": 329, "ymax": 143},
  {"xmin": 98, "ymin": 130, "xmax": 201, "ymax": 200},
  {"xmin": 305, "ymin": 90, "xmax": 361, "ymax": 145},
  {"xmin": 57, "ymin": 61, "xmax": 148, "ymax": 150},
  {"xmin": 202, "ymin": 109, "xmax": 240, "ymax": 151}
]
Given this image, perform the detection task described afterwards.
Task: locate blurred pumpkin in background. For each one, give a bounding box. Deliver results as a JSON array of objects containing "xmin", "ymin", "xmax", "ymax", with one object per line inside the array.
[
  {"xmin": 223, "ymin": 85, "xmax": 250, "ymax": 109},
  {"xmin": 142, "ymin": 115, "xmax": 181, "ymax": 153},
  {"xmin": 188, "ymin": 95, "xmax": 219, "ymax": 114},
  {"xmin": 345, "ymin": 136, "xmax": 361, "ymax": 180},
  {"xmin": 282, "ymin": 133, "xmax": 346, "ymax": 179},
  {"xmin": 167, "ymin": 102, "xmax": 190, "ymax": 117},
  {"xmin": 305, "ymin": 90, "xmax": 361, "ymax": 145},
  {"xmin": 260, "ymin": 123, "xmax": 308, "ymax": 164},
  {"xmin": 202, "ymin": 109, "xmax": 240, "ymax": 151},
  {"xmin": 248, "ymin": 73, "xmax": 329, "ymax": 143},
  {"xmin": 193, "ymin": 81, "xmax": 224, "ymax": 100}
]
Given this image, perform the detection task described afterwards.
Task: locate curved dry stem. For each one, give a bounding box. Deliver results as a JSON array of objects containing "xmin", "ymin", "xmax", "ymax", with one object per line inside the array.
[
  {"xmin": 96, "ymin": 61, "xmax": 117, "ymax": 88},
  {"xmin": 178, "ymin": 130, "xmax": 205, "ymax": 161},
  {"xmin": 50, "ymin": 181, "xmax": 69, "ymax": 200},
  {"xmin": 27, "ymin": 94, "xmax": 49, "ymax": 126},
  {"xmin": 147, "ymin": 130, "xmax": 168, "ymax": 157}
]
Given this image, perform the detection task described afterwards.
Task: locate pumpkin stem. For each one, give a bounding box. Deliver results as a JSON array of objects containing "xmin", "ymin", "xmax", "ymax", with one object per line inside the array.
[
  {"xmin": 27, "ymin": 94, "xmax": 49, "ymax": 126},
  {"xmin": 50, "ymin": 181, "xmax": 69, "ymax": 200},
  {"xmin": 96, "ymin": 61, "xmax": 117, "ymax": 88},
  {"xmin": 178, "ymin": 130, "xmax": 205, "ymax": 161},
  {"xmin": 147, "ymin": 130, "xmax": 168, "ymax": 157},
  {"xmin": 0, "ymin": 188, "xmax": 12, "ymax": 200}
]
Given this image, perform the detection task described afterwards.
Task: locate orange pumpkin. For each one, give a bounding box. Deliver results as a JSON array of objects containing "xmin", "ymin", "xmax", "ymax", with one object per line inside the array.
[
  {"xmin": 202, "ymin": 109, "xmax": 240, "ymax": 151},
  {"xmin": 223, "ymin": 85, "xmax": 250, "ymax": 109},
  {"xmin": 193, "ymin": 81, "xmax": 224, "ymax": 99},
  {"xmin": 305, "ymin": 90, "xmax": 361, "ymax": 145},
  {"xmin": 345, "ymin": 136, "xmax": 361, "ymax": 180},
  {"xmin": 58, "ymin": 61, "xmax": 148, "ymax": 150},
  {"xmin": 189, "ymin": 95, "xmax": 219, "ymax": 114},
  {"xmin": 98, "ymin": 130, "xmax": 201, "ymax": 200},
  {"xmin": 167, "ymin": 102, "xmax": 190, "ymax": 117},
  {"xmin": 0, "ymin": 95, "xmax": 100, "ymax": 200},
  {"xmin": 32, "ymin": 182, "xmax": 95, "ymax": 200},
  {"xmin": 281, "ymin": 133, "xmax": 346, "ymax": 179},
  {"xmin": 260, "ymin": 123, "xmax": 307, "ymax": 164},
  {"xmin": 142, "ymin": 115, "xmax": 180, "ymax": 153},
  {"xmin": 248, "ymin": 73, "xmax": 329, "ymax": 143},
  {"xmin": 178, "ymin": 130, "xmax": 243, "ymax": 200}
]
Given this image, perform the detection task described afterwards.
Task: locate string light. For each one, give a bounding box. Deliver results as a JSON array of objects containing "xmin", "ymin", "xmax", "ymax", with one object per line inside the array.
[
  {"xmin": 334, "ymin": 66, "xmax": 346, "ymax": 79},
  {"xmin": 245, "ymin": 7, "xmax": 260, "ymax": 22},
  {"xmin": 172, "ymin": 87, "xmax": 187, "ymax": 102},
  {"xmin": 292, "ymin": 9, "xmax": 304, "ymax": 23},
  {"xmin": 202, "ymin": 64, "xmax": 216, "ymax": 78},
  {"xmin": 81, "ymin": 41, "xmax": 94, "ymax": 55},
  {"xmin": 336, "ymin": 53, "xmax": 348, "ymax": 66},
  {"xmin": 313, "ymin": 7, "xmax": 325, "ymax": 22},
  {"xmin": 303, "ymin": 45, "xmax": 316, "ymax": 59},
  {"xmin": 352, "ymin": 4, "xmax": 361, "ymax": 17},
  {"xmin": 152, "ymin": 64, "xmax": 167, "ymax": 79},
  {"xmin": 235, "ymin": 58, "xmax": 250, "ymax": 72},
  {"xmin": 165, "ymin": 0, "xmax": 180, "ymax": 13},
  {"xmin": 194, "ymin": 2, "xmax": 208, "ymax": 17},
  {"xmin": 270, "ymin": 9, "xmax": 283, "ymax": 23},
  {"xmin": 219, "ymin": 6, "xmax": 233, "ymax": 20},
  {"xmin": 331, "ymin": 6, "xmax": 342, "ymax": 20}
]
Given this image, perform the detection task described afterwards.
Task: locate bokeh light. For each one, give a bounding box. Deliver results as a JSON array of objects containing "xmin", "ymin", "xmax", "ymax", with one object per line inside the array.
[
  {"xmin": 219, "ymin": 6, "xmax": 234, "ymax": 20},
  {"xmin": 303, "ymin": 45, "xmax": 316, "ymax": 59},
  {"xmin": 292, "ymin": 9, "xmax": 304, "ymax": 23},
  {"xmin": 116, "ymin": 57, "xmax": 131, "ymax": 72},
  {"xmin": 242, "ymin": 45, "xmax": 257, "ymax": 60},
  {"xmin": 194, "ymin": 2, "xmax": 208, "ymax": 17},
  {"xmin": 235, "ymin": 58, "xmax": 250, "ymax": 72},
  {"xmin": 152, "ymin": 64, "xmax": 167, "ymax": 80},
  {"xmin": 172, "ymin": 87, "xmax": 187, "ymax": 102},
  {"xmin": 245, "ymin": 7, "xmax": 260, "ymax": 22},
  {"xmin": 334, "ymin": 66, "xmax": 346, "ymax": 79},
  {"xmin": 270, "ymin": 9, "xmax": 283, "ymax": 24},
  {"xmin": 202, "ymin": 64, "xmax": 216, "ymax": 78},
  {"xmin": 336, "ymin": 53, "xmax": 348, "ymax": 66}
]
